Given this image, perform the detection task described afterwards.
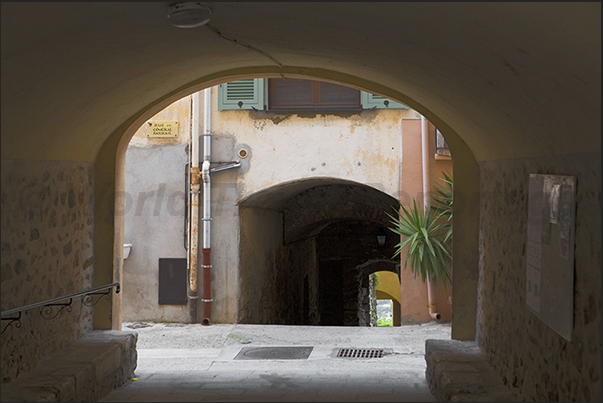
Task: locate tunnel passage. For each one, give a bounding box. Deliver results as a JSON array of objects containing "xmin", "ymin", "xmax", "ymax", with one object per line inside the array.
[
  {"xmin": 238, "ymin": 178, "xmax": 399, "ymax": 326},
  {"xmin": 316, "ymin": 221, "xmax": 399, "ymax": 326}
]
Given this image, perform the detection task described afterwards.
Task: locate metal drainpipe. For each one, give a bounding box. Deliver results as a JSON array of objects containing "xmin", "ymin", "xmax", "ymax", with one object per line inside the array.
[
  {"xmin": 189, "ymin": 91, "xmax": 201, "ymax": 323},
  {"xmin": 201, "ymin": 88, "xmax": 212, "ymax": 326},
  {"xmin": 421, "ymin": 114, "xmax": 441, "ymax": 321}
]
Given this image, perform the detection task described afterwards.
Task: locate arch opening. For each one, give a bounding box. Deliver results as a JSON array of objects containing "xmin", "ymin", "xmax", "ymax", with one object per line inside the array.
[
  {"xmin": 239, "ymin": 179, "xmax": 401, "ymax": 326},
  {"xmin": 114, "ymin": 71, "xmax": 470, "ymax": 337}
]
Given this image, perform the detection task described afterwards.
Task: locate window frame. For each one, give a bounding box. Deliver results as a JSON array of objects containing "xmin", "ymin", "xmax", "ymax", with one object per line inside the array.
[
  {"xmin": 217, "ymin": 78, "xmax": 409, "ymax": 112},
  {"xmin": 265, "ymin": 78, "xmax": 362, "ymax": 112}
]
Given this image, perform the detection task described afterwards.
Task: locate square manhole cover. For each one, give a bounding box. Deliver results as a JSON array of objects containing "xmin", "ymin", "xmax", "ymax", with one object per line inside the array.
[{"xmin": 234, "ymin": 346, "xmax": 313, "ymax": 360}]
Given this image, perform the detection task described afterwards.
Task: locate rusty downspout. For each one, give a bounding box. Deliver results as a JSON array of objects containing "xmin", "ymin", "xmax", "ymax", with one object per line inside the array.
[
  {"xmin": 189, "ymin": 91, "xmax": 201, "ymax": 323},
  {"xmin": 189, "ymin": 165, "xmax": 200, "ymax": 323},
  {"xmin": 421, "ymin": 114, "xmax": 441, "ymax": 321}
]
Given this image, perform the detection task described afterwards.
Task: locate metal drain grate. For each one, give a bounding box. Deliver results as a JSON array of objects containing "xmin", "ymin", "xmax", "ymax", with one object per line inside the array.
[{"xmin": 336, "ymin": 348, "xmax": 384, "ymax": 359}]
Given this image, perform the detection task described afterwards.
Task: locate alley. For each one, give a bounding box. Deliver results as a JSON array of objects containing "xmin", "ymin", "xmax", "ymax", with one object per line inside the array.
[{"xmin": 99, "ymin": 321, "xmax": 451, "ymax": 402}]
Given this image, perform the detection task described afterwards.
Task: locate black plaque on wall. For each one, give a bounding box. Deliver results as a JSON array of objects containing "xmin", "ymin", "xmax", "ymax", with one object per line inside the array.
[{"xmin": 158, "ymin": 258, "xmax": 188, "ymax": 305}]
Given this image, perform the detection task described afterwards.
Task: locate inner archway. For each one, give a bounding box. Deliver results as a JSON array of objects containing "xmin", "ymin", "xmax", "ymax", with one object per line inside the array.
[{"xmin": 238, "ymin": 178, "xmax": 402, "ymax": 325}]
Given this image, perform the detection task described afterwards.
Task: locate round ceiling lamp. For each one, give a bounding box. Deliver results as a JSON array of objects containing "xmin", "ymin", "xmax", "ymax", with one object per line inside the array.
[{"xmin": 168, "ymin": 3, "xmax": 212, "ymax": 29}]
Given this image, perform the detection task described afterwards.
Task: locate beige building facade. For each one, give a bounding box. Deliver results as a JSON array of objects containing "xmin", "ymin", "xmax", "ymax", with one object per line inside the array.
[{"xmin": 122, "ymin": 80, "xmax": 453, "ymax": 326}]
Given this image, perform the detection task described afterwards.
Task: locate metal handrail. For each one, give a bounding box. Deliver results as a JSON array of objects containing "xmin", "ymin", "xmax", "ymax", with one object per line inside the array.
[
  {"xmin": 1, "ymin": 282, "xmax": 120, "ymax": 317},
  {"xmin": 1, "ymin": 283, "xmax": 119, "ymax": 334}
]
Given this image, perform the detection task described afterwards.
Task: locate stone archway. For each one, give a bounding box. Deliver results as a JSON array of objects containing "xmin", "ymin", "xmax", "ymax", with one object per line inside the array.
[{"xmin": 238, "ymin": 178, "xmax": 400, "ymax": 325}]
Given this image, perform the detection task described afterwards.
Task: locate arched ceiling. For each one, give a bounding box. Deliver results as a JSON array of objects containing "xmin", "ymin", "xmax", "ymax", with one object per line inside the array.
[
  {"xmin": 1, "ymin": 2, "xmax": 600, "ymax": 162},
  {"xmin": 238, "ymin": 177, "xmax": 394, "ymax": 211},
  {"xmin": 239, "ymin": 178, "xmax": 399, "ymax": 244}
]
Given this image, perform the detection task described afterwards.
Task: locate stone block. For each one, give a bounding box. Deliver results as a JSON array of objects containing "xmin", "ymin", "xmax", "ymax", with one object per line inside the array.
[
  {"xmin": 425, "ymin": 339, "xmax": 520, "ymax": 402},
  {"xmin": 0, "ymin": 330, "xmax": 137, "ymax": 402}
]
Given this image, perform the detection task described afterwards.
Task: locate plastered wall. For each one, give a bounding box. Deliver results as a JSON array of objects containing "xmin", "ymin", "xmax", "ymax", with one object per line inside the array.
[
  {"xmin": 122, "ymin": 97, "xmax": 191, "ymax": 323},
  {"xmin": 477, "ymin": 153, "xmax": 601, "ymax": 402},
  {"xmin": 122, "ymin": 87, "xmax": 453, "ymax": 326},
  {"xmin": 399, "ymin": 118, "xmax": 453, "ymax": 324},
  {"xmin": 210, "ymin": 87, "xmax": 411, "ymax": 201},
  {"xmin": 1, "ymin": 159, "xmax": 95, "ymax": 384}
]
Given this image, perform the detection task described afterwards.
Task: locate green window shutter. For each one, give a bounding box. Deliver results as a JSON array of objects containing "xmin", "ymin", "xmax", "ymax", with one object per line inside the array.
[
  {"xmin": 218, "ymin": 79, "xmax": 264, "ymax": 110},
  {"xmin": 361, "ymin": 91, "xmax": 408, "ymax": 109}
]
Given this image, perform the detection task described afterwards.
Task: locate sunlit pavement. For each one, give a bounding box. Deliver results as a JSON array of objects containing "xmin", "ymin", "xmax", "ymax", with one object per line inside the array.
[{"xmin": 99, "ymin": 322, "xmax": 451, "ymax": 402}]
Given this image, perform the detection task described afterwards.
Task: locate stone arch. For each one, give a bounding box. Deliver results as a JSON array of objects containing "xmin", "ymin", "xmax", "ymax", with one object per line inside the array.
[
  {"xmin": 238, "ymin": 178, "xmax": 402, "ymax": 325},
  {"xmin": 240, "ymin": 177, "xmax": 399, "ymax": 244},
  {"xmin": 73, "ymin": 45, "xmax": 479, "ymax": 335},
  {"xmin": 101, "ymin": 69, "xmax": 477, "ymax": 337}
]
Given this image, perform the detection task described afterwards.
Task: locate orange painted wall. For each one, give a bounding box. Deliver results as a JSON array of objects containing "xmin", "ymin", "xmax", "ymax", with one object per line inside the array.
[{"xmin": 398, "ymin": 118, "xmax": 453, "ymax": 324}]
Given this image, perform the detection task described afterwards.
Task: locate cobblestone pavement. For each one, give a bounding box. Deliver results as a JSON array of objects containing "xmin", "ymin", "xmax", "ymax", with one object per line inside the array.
[{"xmin": 99, "ymin": 321, "xmax": 451, "ymax": 402}]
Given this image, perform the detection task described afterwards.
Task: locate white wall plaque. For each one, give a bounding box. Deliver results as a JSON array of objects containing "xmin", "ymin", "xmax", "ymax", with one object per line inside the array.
[{"xmin": 526, "ymin": 174, "xmax": 576, "ymax": 341}]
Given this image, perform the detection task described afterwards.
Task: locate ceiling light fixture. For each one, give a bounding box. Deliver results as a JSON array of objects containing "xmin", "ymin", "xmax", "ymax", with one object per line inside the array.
[{"xmin": 168, "ymin": 3, "xmax": 212, "ymax": 29}]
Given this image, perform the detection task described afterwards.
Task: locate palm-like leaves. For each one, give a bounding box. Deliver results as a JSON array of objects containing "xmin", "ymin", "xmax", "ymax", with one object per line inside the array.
[
  {"xmin": 387, "ymin": 171, "xmax": 453, "ymax": 288},
  {"xmin": 431, "ymin": 170, "xmax": 453, "ymax": 243}
]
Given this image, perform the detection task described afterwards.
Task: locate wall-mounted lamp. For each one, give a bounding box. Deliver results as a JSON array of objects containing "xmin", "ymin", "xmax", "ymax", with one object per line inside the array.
[
  {"xmin": 168, "ymin": 3, "xmax": 212, "ymax": 29},
  {"xmin": 377, "ymin": 228, "xmax": 387, "ymax": 247}
]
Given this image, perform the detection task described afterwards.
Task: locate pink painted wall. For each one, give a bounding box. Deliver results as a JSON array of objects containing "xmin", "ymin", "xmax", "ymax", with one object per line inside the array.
[{"xmin": 399, "ymin": 119, "xmax": 453, "ymax": 324}]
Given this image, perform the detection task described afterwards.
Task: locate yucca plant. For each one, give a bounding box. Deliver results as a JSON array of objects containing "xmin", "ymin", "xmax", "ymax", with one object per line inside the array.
[
  {"xmin": 386, "ymin": 171, "xmax": 453, "ymax": 288},
  {"xmin": 431, "ymin": 170, "xmax": 453, "ymax": 242}
]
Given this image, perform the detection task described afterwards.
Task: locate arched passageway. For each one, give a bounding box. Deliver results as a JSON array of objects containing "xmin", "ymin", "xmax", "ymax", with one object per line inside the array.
[
  {"xmin": 1, "ymin": 3, "xmax": 599, "ymax": 401},
  {"xmin": 238, "ymin": 178, "xmax": 400, "ymax": 326}
]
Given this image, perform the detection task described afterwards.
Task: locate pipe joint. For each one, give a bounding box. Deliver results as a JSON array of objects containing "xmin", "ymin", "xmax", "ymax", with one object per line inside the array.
[
  {"xmin": 201, "ymin": 160, "xmax": 211, "ymax": 184},
  {"xmin": 190, "ymin": 167, "xmax": 200, "ymax": 186}
]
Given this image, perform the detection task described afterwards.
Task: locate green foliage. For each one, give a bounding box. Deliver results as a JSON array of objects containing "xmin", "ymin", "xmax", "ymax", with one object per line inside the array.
[
  {"xmin": 369, "ymin": 273, "xmax": 379, "ymax": 326},
  {"xmin": 377, "ymin": 317, "xmax": 393, "ymax": 327},
  {"xmin": 372, "ymin": 272, "xmax": 380, "ymax": 287},
  {"xmin": 227, "ymin": 333, "xmax": 252, "ymax": 343},
  {"xmin": 386, "ymin": 171, "xmax": 453, "ymax": 288},
  {"xmin": 431, "ymin": 170, "xmax": 453, "ymax": 242}
]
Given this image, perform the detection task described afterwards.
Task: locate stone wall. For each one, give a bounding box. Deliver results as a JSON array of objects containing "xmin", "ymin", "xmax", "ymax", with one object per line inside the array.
[
  {"xmin": 1, "ymin": 159, "xmax": 95, "ymax": 384},
  {"xmin": 238, "ymin": 206, "xmax": 319, "ymax": 325},
  {"xmin": 477, "ymin": 153, "xmax": 600, "ymax": 401}
]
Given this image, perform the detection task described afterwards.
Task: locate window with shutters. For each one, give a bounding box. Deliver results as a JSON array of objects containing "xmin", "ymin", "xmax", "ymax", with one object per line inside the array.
[
  {"xmin": 218, "ymin": 78, "xmax": 264, "ymax": 110},
  {"xmin": 361, "ymin": 92, "xmax": 409, "ymax": 109},
  {"xmin": 218, "ymin": 78, "xmax": 408, "ymax": 111},
  {"xmin": 267, "ymin": 78, "xmax": 361, "ymax": 111}
]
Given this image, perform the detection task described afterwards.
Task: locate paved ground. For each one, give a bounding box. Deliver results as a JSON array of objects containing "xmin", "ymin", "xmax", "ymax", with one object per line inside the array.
[{"xmin": 99, "ymin": 321, "xmax": 451, "ymax": 402}]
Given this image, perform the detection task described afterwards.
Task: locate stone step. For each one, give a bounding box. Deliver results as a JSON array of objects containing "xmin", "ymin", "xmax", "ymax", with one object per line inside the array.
[
  {"xmin": 425, "ymin": 339, "xmax": 520, "ymax": 402},
  {"xmin": 0, "ymin": 330, "xmax": 137, "ymax": 402}
]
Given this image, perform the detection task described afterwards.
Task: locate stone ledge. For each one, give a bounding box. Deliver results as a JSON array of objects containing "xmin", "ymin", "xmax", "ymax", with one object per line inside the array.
[
  {"xmin": 425, "ymin": 339, "xmax": 521, "ymax": 402},
  {"xmin": 0, "ymin": 330, "xmax": 137, "ymax": 402}
]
